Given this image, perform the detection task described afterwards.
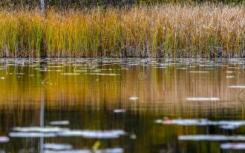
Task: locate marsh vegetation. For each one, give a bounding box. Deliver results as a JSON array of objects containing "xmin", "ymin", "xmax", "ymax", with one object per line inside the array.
[{"xmin": 0, "ymin": 4, "xmax": 244, "ymax": 58}]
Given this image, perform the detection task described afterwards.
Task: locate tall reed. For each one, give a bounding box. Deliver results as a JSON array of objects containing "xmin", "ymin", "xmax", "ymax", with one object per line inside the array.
[{"xmin": 0, "ymin": 4, "xmax": 244, "ymax": 58}]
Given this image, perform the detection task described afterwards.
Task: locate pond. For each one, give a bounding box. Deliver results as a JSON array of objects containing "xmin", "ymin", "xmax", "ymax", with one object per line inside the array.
[{"xmin": 1, "ymin": 58, "xmax": 245, "ymax": 153}]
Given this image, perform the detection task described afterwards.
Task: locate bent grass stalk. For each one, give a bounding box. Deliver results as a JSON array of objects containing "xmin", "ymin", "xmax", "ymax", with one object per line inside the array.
[{"xmin": 0, "ymin": 4, "xmax": 244, "ymax": 58}]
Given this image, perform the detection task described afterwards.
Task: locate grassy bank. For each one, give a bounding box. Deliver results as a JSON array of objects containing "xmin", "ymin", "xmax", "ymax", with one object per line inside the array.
[{"xmin": 0, "ymin": 4, "xmax": 244, "ymax": 58}]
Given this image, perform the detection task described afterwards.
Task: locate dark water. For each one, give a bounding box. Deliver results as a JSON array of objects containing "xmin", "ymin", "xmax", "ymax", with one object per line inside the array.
[{"xmin": 1, "ymin": 58, "xmax": 245, "ymax": 153}]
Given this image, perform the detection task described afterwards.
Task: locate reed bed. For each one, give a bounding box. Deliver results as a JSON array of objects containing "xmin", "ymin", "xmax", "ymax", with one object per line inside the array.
[{"xmin": 0, "ymin": 4, "xmax": 244, "ymax": 58}]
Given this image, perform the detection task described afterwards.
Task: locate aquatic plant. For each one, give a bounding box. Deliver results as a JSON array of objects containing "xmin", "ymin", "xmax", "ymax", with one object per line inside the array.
[{"xmin": 0, "ymin": 4, "xmax": 244, "ymax": 58}]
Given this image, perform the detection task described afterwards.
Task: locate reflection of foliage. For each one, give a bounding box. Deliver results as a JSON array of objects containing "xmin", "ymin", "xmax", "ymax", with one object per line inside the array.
[{"xmin": 2, "ymin": 62, "xmax": 245, "ymax": 153}]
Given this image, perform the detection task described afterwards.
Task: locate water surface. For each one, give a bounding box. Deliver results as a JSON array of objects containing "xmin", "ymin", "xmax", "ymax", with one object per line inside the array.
[{"xmin": 0, "ymin": 58, "xmax": 245, "ymax": 153}]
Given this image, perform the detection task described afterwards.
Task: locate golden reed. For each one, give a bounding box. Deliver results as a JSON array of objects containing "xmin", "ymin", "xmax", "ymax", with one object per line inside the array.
[{"xmin": 0, "ymin": 4, "xmax": 244, "ymax": 58}]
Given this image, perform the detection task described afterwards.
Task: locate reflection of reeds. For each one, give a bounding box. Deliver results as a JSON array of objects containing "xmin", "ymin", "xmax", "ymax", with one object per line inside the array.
[
  {"xmin": 0, "ymin": 4, "xmax": 244, "ymax": 57},
  {"xmin": 0, "ymin": 63, "xmax": 243, "ymax": 115}
]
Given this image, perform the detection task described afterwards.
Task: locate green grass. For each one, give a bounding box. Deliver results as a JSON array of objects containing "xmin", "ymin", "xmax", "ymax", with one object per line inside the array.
[{"xmin": 0, "ymin": 4, "xmax": 244, "ymax": 58}]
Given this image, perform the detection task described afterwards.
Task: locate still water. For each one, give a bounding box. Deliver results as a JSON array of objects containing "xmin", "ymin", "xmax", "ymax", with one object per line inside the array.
[{"xmin": 1, "ymin": 58, "xmax": 245, "ymax": 153}]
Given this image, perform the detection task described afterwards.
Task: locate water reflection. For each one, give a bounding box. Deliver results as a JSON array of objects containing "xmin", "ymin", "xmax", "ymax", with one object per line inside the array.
[{"xmin": 1, "ymin": 58, "xmax": 245, "ymax": 153}]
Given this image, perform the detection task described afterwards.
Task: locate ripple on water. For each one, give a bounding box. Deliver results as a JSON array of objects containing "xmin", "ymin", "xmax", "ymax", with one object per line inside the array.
[
  {"xmin": 155, "ymin": 119, "xmax": 245, "ymax": 129},
  {"xmin": 179, "ymin": 135, "xmax": 245, "ymax": 141},
  {"xmin": 221, "ymin": 143, "xmax": 245, "ymax": 150},
  {"xmin": 186, "ymin": 97, "xmax": 220, "ymax": 101},
  {"xmin": 44, "ymin": 148, "xmax": 123, "ymax": 153},
  {"xmin": 58, "ymin": 130, "xmax": 126, "ymax": 139},
  {"xmin": 12, "ymin": 127, "xmax": 66, "ymax": 133},
  {"xmin": 9, "ymin": 132, "xmax": 57, "ymax": 138},
  {"xmin": 10, "ymin": 127, "xmax": 126, "ymax": 139},
  {"xmin": 44, "ymin": 143, "xmax": 72, "ymax": 151},
  {"xmin": 189, "ymin": 71, "xmax": 209, "ymax": 74},
  {"xmin": 85, "ymin": 73, "xmax": 120, "ymax": 76},
  {"xmin": 228, "ymin": 85, "xmax": 245, "ymax": 89},
  {"xmin": 61, "ymin": 73, "xmax": 80, "ymax": 76},
  {"xmin": 10, "ymin": 127, "xmax": 69, "ymax": 138}
]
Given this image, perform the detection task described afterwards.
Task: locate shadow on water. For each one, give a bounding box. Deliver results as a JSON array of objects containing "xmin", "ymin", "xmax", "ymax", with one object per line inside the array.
[{"xmin": 1, "ymin": 58, "xmax": 245, "ymax": 153}]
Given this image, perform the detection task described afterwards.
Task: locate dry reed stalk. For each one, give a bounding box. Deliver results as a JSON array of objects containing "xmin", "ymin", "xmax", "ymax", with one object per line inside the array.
[{"xmin": 0, "ymin": 4, "xmax": 243, "ymax": 57}]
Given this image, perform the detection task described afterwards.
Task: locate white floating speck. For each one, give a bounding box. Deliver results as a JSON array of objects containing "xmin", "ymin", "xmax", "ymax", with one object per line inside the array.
[
  {"xmin": 228, "ymin": 85, "xmax": 245, "ymax": 89},
  {"xmin": 130, "ymin": 134, "xmax": 137, "ymax": 140},
  {"xmin": 39, "ymin": 69, "xmax": 50, "ymax": 72},
  {"xmin": 226, "ymin": 71, "xmax": 234, "ymax": 74},
  {"xmin": 129, "ymin": 97, "xmax": 139, "ymax": 101},
  {"xmin": 86, "ymin": 73, "xmax": 119, "ymax": 76},
  {"xmin": 176, "ymin": 67, "xmax": 187, "ymax": 70},
  {"xmin": 113, "ymin": 109, "xmax": 126, "ymax": 113},
  {"xmin": 0, "ymin": 136, "xmax": 9, "ymax": 143},
  {"xmin": 186, "ymin": 97, "xmax": 220, "ymax": 101},
  {"xmin": 0, "ymin": 77, "xmax": 5, "ymax": 80},
  {"xmin": 49, "ymin": 121, "xmax": 70, "ymax": 126},
  {"xmin": 44, "ymin": 148, "xmax": 123, "ymax": 153},
  {"xmin": 221, "ymin": 143, "xmax": 245, "ymax": 150},
  {"xmin": 16, "ymin": 73, "xmax": 25, "ymax": 75},
  {"xmin": 226, "ymin": 75, "xmax": 235, "ymax": 79}
]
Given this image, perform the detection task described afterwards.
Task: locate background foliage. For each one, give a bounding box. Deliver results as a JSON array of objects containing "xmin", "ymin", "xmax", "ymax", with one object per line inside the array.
[{"xmin": 0, "ymin": 0, "xmax": 244, "ymax": 9}]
